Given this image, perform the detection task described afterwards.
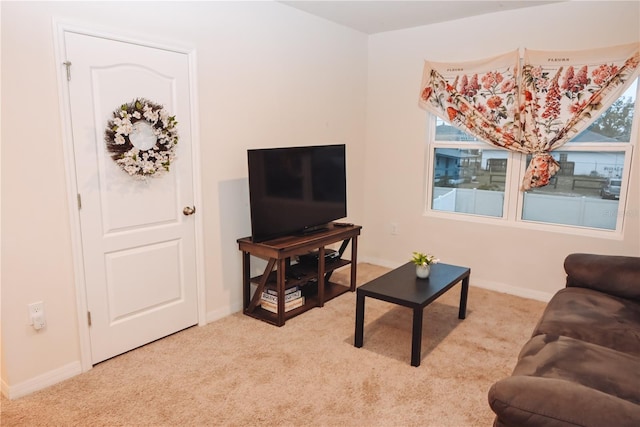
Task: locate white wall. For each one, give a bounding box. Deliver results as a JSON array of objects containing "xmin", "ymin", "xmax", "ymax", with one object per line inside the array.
[
  {"xmin": 1, "ymin": 1, "xmax": 367, "ymax": 395},
  {"xmin": 363, "ymin": 1, "xmax": 640, "ymax": 299}
]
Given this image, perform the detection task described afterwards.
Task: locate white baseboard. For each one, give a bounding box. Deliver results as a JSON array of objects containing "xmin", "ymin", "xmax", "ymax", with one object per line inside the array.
[
  {"xmin": 471, "ymin": 278, "xmax": 553, "ymax": 302},
  {"xmin": 359, "ymin": 256, "xmax": 554, "ymax": 303},
  {"xmin": 205, "ymin": 301, "xmax": 243, "ymax": 324},
  {"xmin": 3, "ymin": 361, "xmax": 82, "ymax": 400},
  {"xmin": 359, "ymin": 256, "xmax": 401, "ymax": 270},
  {"xmin": 1, "ymin": 378, "xmax": 9, "ymax": 399}
]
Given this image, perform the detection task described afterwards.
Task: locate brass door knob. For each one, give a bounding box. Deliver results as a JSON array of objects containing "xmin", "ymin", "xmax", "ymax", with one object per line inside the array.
[{"xmin": 183, "ymin": 206, "xmax": 196, "ymax": 216}]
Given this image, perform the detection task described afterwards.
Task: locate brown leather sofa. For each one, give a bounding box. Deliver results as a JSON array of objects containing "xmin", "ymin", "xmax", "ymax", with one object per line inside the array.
[{"xmin": 488, "ymin": 253, "xmax": 640, "ymax": 427}]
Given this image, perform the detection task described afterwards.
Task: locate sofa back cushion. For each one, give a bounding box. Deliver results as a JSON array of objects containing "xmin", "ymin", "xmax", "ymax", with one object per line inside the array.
[{"xmin": 565, "ymin": 253, "xmax": 640, "ymax": 301}]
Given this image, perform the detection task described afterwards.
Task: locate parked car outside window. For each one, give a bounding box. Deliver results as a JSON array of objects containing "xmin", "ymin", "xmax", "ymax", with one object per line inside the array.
[{"xmin": 601, "ymin": 178, "xmax": 622, "ymax": 199}]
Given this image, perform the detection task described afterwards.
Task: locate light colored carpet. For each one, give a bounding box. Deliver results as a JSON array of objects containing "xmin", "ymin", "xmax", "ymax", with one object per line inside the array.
[{"xmin": 1, "ymin": 263, "xmax": 546, "ymax": 426}]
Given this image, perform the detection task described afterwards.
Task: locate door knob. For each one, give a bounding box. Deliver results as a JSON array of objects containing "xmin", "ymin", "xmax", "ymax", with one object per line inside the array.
[{"xmin": 183, "ymin": 206, "xmax": 196, "ymax": 216}]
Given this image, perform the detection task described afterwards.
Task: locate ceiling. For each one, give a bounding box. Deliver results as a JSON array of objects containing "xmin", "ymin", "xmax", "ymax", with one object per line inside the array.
[{"xmin": 280, "ymin": 1, "xmax": 561, "ymax": 34}]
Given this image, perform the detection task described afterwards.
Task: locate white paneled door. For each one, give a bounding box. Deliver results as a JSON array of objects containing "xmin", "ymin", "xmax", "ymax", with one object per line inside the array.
[{"xmin": 63, "ymin": 31, "xmax": 198, "ymax": 364}]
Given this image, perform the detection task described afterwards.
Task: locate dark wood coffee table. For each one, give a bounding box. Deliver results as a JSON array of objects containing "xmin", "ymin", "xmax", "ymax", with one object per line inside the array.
[{"xmin": 354, "ymin": 262, "xmax": 470, "ymax": 366}]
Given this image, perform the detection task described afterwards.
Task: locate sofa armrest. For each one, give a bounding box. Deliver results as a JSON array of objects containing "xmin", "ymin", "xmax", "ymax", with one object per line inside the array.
[
  {"xmin": 564, "ymin": 253, "xmax": 640, "ymax": 301},
  {"xmin": 489, "ymin": 376, "xmax": 640, "ymax": 427}
]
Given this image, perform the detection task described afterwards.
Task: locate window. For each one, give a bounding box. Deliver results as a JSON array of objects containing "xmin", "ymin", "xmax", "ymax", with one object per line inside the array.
[{"xmin": 427, "ymin": 79, "xmax": 637, "ymax": 233}]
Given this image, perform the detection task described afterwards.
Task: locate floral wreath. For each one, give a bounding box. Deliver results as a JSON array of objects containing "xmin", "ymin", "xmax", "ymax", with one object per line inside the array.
[{"xmin": 105, "ymin": 98, "xmax": 178, "ymax": 178}]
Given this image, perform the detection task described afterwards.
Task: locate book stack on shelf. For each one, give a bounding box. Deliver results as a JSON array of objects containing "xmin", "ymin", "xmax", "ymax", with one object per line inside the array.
[{"xmin": 260, "ymin": 286, "xmax": 305, "ymax": 313}]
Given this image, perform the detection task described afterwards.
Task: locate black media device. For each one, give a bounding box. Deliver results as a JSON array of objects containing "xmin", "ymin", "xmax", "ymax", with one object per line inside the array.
[
  {"xmin": 297, "ymin": 249, "xmax": 339, "ymax": 265},
  {"xmin": 247, "ymin": 144, "xmax": 347, "ymax": 242}
]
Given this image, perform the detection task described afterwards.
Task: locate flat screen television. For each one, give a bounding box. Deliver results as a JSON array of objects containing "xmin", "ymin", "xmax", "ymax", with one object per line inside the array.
[{"xmin": 247, "ymin": 144, "xmax": 347, "ymax": 242}]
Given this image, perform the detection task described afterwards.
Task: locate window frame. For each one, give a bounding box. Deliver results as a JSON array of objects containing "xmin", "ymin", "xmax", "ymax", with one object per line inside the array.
[
  {"xmin": 423, "ymin": 81, "xmax": 638, "ymax": 239},
  {"xmin": 425, "ymin": 142, "xmax": 518, "ymax": 222}
]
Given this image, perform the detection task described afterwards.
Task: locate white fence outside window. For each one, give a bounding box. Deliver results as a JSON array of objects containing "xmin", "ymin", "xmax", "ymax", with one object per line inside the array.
[{"xmin": 432, "ymin": 187, "xmax": 618, "ymax": 230}]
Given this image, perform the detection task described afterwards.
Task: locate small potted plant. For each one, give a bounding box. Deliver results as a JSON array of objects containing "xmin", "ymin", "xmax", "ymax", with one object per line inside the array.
[{"xmin": 411, "ymin": 251, "xmax": 439, "ymax": 279}]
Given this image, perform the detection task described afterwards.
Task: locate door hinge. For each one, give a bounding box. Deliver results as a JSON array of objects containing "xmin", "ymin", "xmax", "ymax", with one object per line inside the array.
[
  {"xmin": 77, "ymin": 193, "xmax": 82, "ymax": 210},
  {"xmin": 87, "ymin": 311, "xmax": 92, "ymax": 327},
  {"xmin": 63, "ymin": 61, "xmax": 72, "ymax": 81}
]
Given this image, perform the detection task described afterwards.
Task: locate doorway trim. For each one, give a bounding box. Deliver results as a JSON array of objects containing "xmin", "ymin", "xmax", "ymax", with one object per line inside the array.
[{"xmin": 53, "ymin": 20, "xmax": 206, "ymax": 372}]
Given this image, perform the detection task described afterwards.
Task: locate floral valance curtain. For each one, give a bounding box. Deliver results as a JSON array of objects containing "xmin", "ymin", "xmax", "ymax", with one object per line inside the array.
[{"xmin": 419, "ymin": 43, "xmax": 640, "ymax": 190}]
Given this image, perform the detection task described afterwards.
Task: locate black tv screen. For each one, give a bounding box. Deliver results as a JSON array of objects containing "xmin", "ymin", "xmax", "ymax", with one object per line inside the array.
[{"xmin": 247, "ymin": 144, "xmax": 347, "ymax": 242}]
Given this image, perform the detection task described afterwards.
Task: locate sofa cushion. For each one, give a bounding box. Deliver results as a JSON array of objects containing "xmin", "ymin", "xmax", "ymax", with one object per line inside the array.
[
  {"xmin": 532, "ymin": 287, "xmax": 640, "ymax": 356},
  {"xmin": 516, "ymin": 334, "xmax": 640, "ymax": 405},
  {"xmin": 489, "ymin": 376, "xmax": 640, "ymax": 427},
  {"xmin": 489, "ymin": 334, "xmax": 640, "ymax": 427}
]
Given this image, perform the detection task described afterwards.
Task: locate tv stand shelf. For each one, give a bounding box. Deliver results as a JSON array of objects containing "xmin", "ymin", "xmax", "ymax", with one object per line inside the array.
[{"xmin": 237, "ymin": 223, "xmax": 361, "ymax": 326}]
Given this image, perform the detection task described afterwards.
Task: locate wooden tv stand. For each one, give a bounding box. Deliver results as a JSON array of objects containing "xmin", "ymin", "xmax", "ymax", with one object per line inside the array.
[{"xmin": 237, "ymin": 223, "xmax": 361, "ymax": 326}]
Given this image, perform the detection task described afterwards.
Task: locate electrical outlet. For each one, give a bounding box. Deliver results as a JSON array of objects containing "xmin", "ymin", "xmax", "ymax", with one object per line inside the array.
[
  {"xmin": 390, "ymin": 222, "xmax": 399, "ymax": 235},
  {"xmin": 28, "ymin": 301, "xmax": 46, "ymax": 330}
]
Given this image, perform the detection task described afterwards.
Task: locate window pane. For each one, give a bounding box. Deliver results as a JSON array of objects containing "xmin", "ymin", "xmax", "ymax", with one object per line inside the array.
[
  {"xmin": 435, "ymin": 118, "xmax": 480, "ymax": 142},
  {"xmin": 432, "ymin": 148, "xmax": 506, "ymax": 217},
  {"xmin": 521, "ymin": 151, "xmax": 625, "ymax": 230},
  {"xmin": 570, "ymin": 79, "xmax": 636, "ymax": 143}
]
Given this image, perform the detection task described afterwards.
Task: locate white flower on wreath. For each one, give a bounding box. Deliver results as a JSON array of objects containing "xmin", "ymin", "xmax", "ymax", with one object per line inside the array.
[{"xmin": 143, "ymin": 104, "xmax": 159, "ymax": 123}]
